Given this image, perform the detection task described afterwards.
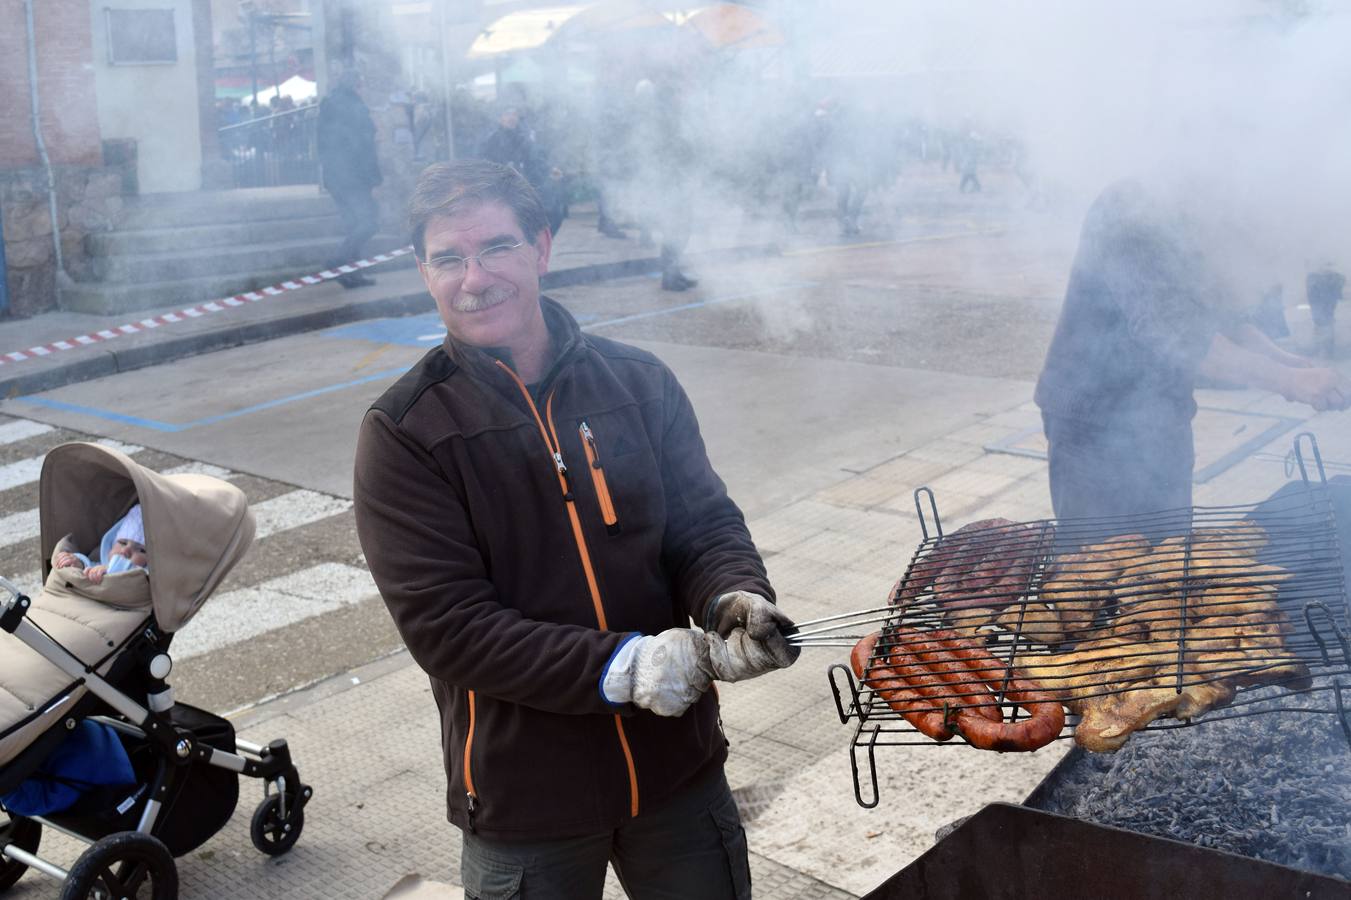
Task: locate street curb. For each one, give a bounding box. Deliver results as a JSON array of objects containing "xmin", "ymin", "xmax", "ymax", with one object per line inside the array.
[{"xmin": 0, "ymin": 242, "xmax": 782, "ymax": 399}]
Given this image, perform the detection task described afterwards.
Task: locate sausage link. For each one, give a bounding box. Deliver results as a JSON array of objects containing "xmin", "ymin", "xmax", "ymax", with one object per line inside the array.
[
  {"xmin": 891, "ymin": 633, "xmax": 1003, "ymax": 723},
  {"xmin": 919, "ymin": 629, "xmax": 1065, "ymax": 751},
  {"xmin": 851, "ymin": 633, "xmax": 954, "ymax": 740}
]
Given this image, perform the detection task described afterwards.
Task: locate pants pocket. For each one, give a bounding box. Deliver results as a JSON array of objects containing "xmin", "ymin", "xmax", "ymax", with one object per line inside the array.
[
  {"xmin": 707, "ymin": 789, "xmax": 753, "ymax": 900},
  {"xmin": 461, "ymin": 841, "xmax": 524, "ymax": 900}
]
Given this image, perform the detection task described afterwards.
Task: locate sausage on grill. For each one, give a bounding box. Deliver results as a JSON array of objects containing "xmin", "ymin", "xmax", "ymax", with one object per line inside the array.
[
  {"xmin": 850, "ymin": 632, "xmax": 955, "ymax": 740},
  {"xmin": 851, "ymin": 629, "xmax": 1065, "ymax": 752}
]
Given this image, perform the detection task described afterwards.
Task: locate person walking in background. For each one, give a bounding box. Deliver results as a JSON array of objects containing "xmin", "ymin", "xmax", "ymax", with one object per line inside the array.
[
  {"xmin": 629, "ymin": 76, "xmax": 699, "ymax": 291},
  {"xmin": 317, "ymin": 71, "xmax": 382, "ymax": 289},
  {"xmin": 1306, "ymin": 264, "xmax": 1344, "ymax": 358},
  {"xmin": 477, "ymin": 106, "xmax": 568, "ymax": 237},
  {"xmin": 957, "ymin": 122, "xmax": 983, "ymax": 193}
]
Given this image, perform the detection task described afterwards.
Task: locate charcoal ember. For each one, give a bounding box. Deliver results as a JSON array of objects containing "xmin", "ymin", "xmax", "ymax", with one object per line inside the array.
[{"xmin": 1030, "ymin": 677, "xmax": 1351, "ymax": 881}]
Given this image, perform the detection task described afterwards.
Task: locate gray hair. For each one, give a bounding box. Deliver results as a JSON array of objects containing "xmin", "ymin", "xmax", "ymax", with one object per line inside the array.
[{"xmin": 408, "ymin": 160, "xmax": 550, "ymax": 259}]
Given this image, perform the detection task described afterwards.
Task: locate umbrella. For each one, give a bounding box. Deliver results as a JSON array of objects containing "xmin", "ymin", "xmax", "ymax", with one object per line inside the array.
[
  {"xmin": 684, "ymin": 3, "xmax": 784, "ymax": 50},
  {"xmin": 468, "ymin": 5, "xmax": 584, "ymax": 58}
]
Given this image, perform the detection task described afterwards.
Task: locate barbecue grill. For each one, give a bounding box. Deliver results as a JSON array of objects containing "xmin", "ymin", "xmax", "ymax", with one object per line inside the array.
[{"xmin": 790, "ymin": 433, "xmax": 1351, "ymax": 808}]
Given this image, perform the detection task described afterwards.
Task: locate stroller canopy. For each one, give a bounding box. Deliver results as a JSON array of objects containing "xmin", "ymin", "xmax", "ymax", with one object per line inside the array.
[{"xmin": 38, "ymin": 443, "xmax": 255, "ymax": 633}]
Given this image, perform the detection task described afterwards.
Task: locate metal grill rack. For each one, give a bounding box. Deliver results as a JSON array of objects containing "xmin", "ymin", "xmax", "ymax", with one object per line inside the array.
[{"xmin": 802, "ymin": 433, "xmax": 1351, "ymax": 807}]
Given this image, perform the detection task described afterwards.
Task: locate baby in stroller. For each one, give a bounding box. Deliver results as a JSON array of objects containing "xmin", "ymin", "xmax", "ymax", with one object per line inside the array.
[
  {"xmin": 53, "ymin": 503, "xmax": 149, "ymax": 584},
  {"xmin": 0, "ymin": 442, "xmax": 312, "ymax": 899}
]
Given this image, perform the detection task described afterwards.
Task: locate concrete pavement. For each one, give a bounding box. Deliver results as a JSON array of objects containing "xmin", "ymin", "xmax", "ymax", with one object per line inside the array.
[{"xmin": 4, "ymin": 182, "xmax": 1351, "ymax": 898}]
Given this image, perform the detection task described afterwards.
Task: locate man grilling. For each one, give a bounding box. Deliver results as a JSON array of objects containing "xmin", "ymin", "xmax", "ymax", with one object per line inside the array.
[
  {"xmin": 353, "ymin": 160, "xmax": 797, "ymax": 898},
  {"xmin": 1036, "ymin": 179, "xmax": 1350, "ymax": 521}
]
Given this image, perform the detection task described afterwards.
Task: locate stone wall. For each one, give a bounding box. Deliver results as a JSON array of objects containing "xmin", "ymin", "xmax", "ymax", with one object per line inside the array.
[{"xmin": 1, "ymin": 166, "xmax": 125, "ymax": 317}]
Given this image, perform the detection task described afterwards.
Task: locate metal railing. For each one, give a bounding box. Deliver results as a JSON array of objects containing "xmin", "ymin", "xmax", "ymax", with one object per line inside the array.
[{"xmin": 218, "ymin": 105, "xmax": 319, "ymax": 189}]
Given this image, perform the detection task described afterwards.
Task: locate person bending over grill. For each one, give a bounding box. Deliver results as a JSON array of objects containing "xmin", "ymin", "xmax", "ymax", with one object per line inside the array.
[
  {"xmin": 353, "ymin": 160, "xmax": 797, "ymax": 900},
  {"xmin": 1036, "ymin": 179, "xmax": 1351, "ymax": 521}
]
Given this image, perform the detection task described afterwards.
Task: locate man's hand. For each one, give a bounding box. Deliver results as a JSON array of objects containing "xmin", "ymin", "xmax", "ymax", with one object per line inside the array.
[
  {"xmin": 707, "ymin": 628, "xmax": 797, "ymax": 682},
  {"xmin": 704, "ymin": 590, "xmax": 799, "ymax": 668},
  {"xmin": 603, "ymin": 629, "xmax": 715, "ymax": 717},
  {"xmin": 1279, "ymin": 367, "xmax": 1351, "ymax": 411}
]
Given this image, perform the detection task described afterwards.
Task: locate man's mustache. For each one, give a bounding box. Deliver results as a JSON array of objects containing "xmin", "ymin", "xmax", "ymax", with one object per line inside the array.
[{"xmin": 454, "ymin": 286, "xmax": 513, "ymax": 312}]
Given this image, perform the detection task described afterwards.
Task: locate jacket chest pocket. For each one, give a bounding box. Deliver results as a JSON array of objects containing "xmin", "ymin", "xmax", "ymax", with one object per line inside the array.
[{"xmin": 575, "ymin": 417, "xmax": 662, "ymax": 538}]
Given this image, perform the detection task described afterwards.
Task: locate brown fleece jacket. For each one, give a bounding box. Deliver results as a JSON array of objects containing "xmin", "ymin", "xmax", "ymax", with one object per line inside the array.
[{"xmin": 353, "ymin": 297, "xmax": 772, "ymax": 840}]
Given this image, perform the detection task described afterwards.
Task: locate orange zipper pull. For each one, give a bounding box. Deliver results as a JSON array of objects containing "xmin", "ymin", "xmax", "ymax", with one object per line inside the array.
[{"xmin": 579, "ymin": 421, "xmax": 620, "ymax": 533}]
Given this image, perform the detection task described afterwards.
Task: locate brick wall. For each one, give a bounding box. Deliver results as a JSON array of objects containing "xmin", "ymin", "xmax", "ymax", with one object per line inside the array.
[{"xmin": 0, "ymin": 0, "xmax": 102, "ymax": 167}]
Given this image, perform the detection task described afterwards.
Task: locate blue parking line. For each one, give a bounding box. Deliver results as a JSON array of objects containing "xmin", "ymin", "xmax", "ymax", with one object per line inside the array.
[
  {"xmin": 20, "ymin": 283, "xmax": 813, "ymax": 432},
  {"xmin": 18, "ymin": 366, "xmax": 409, "ymax": 433}
]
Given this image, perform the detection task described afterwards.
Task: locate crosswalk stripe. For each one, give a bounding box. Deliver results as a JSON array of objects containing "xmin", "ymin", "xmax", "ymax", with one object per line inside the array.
[
  {"xmin": 0, "ymin": 508, "xmax": 40, "ymax": 550},
  {"xmin": 0, "ymin": 464, "xmax": 232, "ymax": 553},
  {"xmin": 0, "ymin": 421, "xmax": 54, "ymax": 445},
  {"xmin": 0, "ymin": 457, "xmax": 45, "ymax": 493},
  {"xmin": 170, "ymin": 562, "xmax": 376, "ymax": 659},
  {"xmin": 160, "ymin": 462, "xmax": 234, "ymax": 479},
  {"xmin": 0, "ymin": 440, "xmax": 143, "ymax": 492},
  {"xmin": 251, "ymin": 490, "xmax": 353, "ymax": 540}
]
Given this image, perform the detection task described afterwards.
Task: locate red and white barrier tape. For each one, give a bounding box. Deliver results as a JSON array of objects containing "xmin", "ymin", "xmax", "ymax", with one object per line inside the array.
[{"xmin": 1, "ymin": 246, "xmax": 415, "ymax": 367}]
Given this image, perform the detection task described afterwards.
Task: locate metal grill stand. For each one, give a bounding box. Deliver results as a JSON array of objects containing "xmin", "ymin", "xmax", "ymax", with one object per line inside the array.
[{"xmin": 804, "ymin": 434, "xmax": 1351, "ymax": 808}]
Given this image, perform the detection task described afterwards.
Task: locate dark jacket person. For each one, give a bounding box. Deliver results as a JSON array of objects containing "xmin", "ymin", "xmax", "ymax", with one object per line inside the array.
[
  {"xmin": 352, "ymin": 160, "xmax": 797, "ymax": 899},
  {"xmin": 1037, "ymin": 179, "xmax": 1350, "ymax": 522},
  {"xmin": 317, "ymin": 73, "xmax": 381, "ymax": 288}
]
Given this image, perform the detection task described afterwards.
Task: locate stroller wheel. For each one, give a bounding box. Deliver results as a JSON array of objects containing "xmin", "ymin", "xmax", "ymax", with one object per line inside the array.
[
  {"xmin": 250, "ymin": 792, "xmax": 304, "ymax": 856},
  {"xmin": 61, "ymin": 832, "xmax": 176, "ymax": 900},
  {"xmin": 0, "ymin": 814, "xmax": 41, "ymax": 891}
]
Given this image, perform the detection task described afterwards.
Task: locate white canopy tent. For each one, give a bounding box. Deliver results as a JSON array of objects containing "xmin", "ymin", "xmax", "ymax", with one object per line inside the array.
[{"xmin": 246, "ymin": 74, "xmax": 318, "ymax": 109}]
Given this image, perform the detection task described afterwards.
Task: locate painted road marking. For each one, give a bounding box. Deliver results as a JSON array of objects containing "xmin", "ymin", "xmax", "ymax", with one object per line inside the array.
[
  {"xmin": 0, "ymin": 508, "xmax": 39, "ymax": 549},
  {"xmin": 18, "ymin": 279, "xmax": 811, "ymax": 433},
  {"xmin": 251, "ymin": 490, "xmax": 354, "ymax": 540},
  {"xmin": 325, "ymin": 283, "xmax": 817, "ymax": 346},
  {"xmin": 170, "ymin": 562, "xmax": 377, "ymax": 660},
  {"xmin": 0, "ymin": 461, "xmax": 232, "ymax": 551},
  {"xmin": 161, "ymin": 462, "xmax": 235, "ymax": 479},
  {"xmin": 0, "ymin": 485, "xmax": 348, "ymax": 555},
  {"xmin": 0, "ymin": 247, "xmax": 415, "ymax": 368},
  {"xmin": 325, "ymin": 314, "xmax": 444, "ymax": 347},
  {"xmin": 18, "ymin": 370, "xmax": 405, "ymax": 433},
  {"xmin": 0, "ymin": 421, "xmax": 54, "ymax": 445},
  {"xmin": 0, "ymin": 439, "xmax": 142, "ymax": 492}
]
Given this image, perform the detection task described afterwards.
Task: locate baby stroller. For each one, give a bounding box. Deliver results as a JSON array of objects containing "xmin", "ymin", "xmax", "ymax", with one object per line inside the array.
[{"xmin": 0, "ymin": 443, "xmax": 312, "ymax": 898}]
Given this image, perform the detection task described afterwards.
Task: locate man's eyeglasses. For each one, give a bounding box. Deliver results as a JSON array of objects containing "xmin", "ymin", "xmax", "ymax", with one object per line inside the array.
[{"xmin": 422, "ymin": 241, "xmax": 524, "ymax": 278}]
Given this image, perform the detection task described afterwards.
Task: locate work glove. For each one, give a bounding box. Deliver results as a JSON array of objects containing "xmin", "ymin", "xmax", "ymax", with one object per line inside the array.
[
  {"xmin": 703, "ymin": 590, "xmax": 800, "ymax": 670},
  {"xmin": 707, "ymin": 627, "xmax": 796, "ymax": 682},
  {"xmin": 602, "ymin": 628, "xmax": 716, "ymax": 717}
]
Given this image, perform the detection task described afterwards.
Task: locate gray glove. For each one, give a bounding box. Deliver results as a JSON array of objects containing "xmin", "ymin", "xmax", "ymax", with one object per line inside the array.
[
  {"xmin": 602, "ymin": 629, "xmax": 715, "ymax": 717},
  {"xmin": 707, "ymin": 627, "xmax": 796, "ymax": 682},
  {"xmin": 703, "ymin": 590, "xmax": 799, "ymax": 668}
]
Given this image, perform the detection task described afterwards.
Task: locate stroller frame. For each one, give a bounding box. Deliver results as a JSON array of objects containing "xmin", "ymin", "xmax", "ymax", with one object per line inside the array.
[{"xmin": 0, "ymin": 575, "xmax": 313, "ymax": 897}]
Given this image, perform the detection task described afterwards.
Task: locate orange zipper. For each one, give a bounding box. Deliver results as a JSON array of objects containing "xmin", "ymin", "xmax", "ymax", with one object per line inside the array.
[
  {"xmin": 495, "ymin": 362, "xmax": 642, "ymax": 818},
  {"xmin": 580, "ymin": 421, "xmax": 620, "ymax": 533},
  {"xmin": 464, "ymin": 690, "xmax": 478, "ymax": 831}
]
